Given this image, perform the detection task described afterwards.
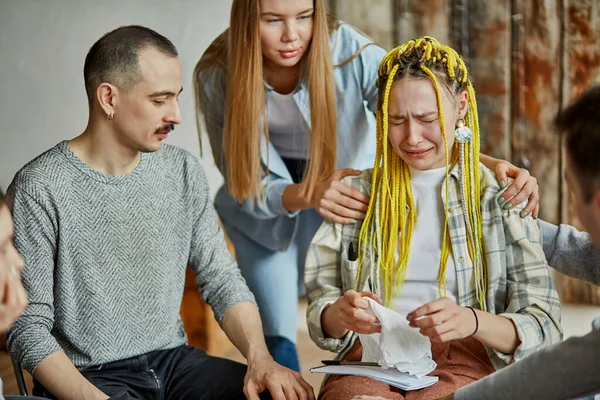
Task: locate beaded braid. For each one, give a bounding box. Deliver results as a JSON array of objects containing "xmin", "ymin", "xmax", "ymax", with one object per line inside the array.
[{"xmin": 356, "ymin": 36, "xmax": 488, "ymax": 311}]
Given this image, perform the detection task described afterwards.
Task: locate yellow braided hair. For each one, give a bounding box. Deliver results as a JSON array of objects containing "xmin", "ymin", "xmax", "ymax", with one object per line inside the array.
[{"xmin": 356, "ymin": 36, "xmax": 487, "ymax": 310}]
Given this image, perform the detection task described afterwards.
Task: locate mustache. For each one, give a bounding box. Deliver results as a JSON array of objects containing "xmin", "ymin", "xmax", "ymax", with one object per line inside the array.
[{"xmin": 156, "ymin": 124, "xmax": 175, "ymax": 134}]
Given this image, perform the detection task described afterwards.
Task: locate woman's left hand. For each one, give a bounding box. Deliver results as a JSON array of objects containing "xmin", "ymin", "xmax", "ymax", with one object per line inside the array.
[
  {"xmin": 406, "ymin": 297, "xmax": 476, "ymax": 342},
  {"xmin": 494, "ymin": 161, "xmax": 539, "ymax": 219}
]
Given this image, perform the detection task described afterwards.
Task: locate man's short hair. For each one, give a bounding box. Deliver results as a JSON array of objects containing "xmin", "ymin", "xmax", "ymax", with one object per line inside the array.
[
  {"xmin": 555, "ymin": 85, "xmax": 600, "ymax": 202},
  {"xmin": 0, "ymin": 187, "xmax": 6, "ymax": 208},
  {"xmin": 84, "ymin": 25, "xmax": 178, "ymax": 106}
]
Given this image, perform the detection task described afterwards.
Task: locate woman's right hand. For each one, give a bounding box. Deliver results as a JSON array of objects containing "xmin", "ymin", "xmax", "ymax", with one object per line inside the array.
[
  {"xmin": 311, "ymin": 169, "xmax": 370, "ymax": 224},
  {"xmin": 321, "ymin": 290, "xmax": 382, "ymax": 339}
]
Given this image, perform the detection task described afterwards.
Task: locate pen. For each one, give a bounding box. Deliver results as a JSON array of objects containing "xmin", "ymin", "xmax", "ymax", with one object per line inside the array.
[{"xmin": 348, "ymin": 241, "xmax": 358, "ymax": 261}]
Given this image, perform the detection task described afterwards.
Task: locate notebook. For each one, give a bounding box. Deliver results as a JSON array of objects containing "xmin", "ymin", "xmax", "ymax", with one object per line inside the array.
[{"xmin": 310, "ymin": 364, "xmax": 438, "ymax": 391}]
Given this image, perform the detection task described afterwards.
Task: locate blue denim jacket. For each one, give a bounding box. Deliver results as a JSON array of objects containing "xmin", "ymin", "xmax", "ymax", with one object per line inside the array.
[{"xmin": 197, "ymin": 23, "xmax": 386, "ymax": 251}]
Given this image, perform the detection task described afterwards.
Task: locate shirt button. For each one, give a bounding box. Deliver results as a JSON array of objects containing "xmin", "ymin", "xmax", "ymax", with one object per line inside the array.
[{"xmin": 458, "ymin": 256, "xmax": 465, "ymax": 263}]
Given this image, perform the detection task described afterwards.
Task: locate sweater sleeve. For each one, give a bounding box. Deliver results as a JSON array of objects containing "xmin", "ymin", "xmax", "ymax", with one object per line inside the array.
[
  {"xmin": 185, "ymin": 159, "xmax": 256, "ymax": 323},
  {"xmin": 5, "ymin": 183, "xmax": 63, "ymax": 373},
  {"xmin": 540, "ymin": 219, "xmax": 600, "ymax": 285},
  {"xmin": 455, "ymin": 326, "xmax": 600, "ymax": 400}
]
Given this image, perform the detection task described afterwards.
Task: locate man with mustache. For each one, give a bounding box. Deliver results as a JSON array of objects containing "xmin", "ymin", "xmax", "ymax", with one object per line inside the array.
[{"xmin": 5, "ymin": 25, "xmax": 313, "ymax": 400}]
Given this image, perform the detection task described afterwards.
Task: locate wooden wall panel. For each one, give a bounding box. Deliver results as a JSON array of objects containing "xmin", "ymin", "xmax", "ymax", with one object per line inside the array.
[
  {"xmin": 511, "ymin": 0, "xmax": 562, "ymax": 224},
  {"xmin": 395, "ymin": 0, "xmax": 452, "ymax": 45},
  {"xmin": 556, "ymin": 0, "xmax": 600, "ymax": 304},
  {"xmin": 458, "ymin": 0, "xmax": 512, "ymax": 159},
  {"xmin": 562, "ymin": 0, "xmax": 600, "ymax": 103},
  {"xmin": 562, "ymin": 0, "xmax": 600, "ymax": 226},
  {"xmin": 561, "ymin": 0, "xmax": 600, "ymax": 225},
  {"xmin": 328, "ymin": 0, "xmax": 395, "ymax": 50}
]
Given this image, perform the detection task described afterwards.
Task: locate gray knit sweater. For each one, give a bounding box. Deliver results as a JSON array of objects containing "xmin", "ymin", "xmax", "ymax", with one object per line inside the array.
[{"xmin": 6, "ymin": 141, "xmax": 256, "ymax": 373}]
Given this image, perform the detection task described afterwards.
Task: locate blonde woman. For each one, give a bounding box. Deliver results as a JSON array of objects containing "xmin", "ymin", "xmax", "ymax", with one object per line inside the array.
[
  {"xmin": 194, "ymin": 0, "xmax": 540, "ymax": 371},
  {"xmin": 305, "ymin": 37, "xmax": 562, "ymax": 399}
]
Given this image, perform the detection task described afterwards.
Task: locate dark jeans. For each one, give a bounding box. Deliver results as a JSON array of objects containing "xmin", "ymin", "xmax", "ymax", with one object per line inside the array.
[{"xmin": 32, "ymin": 345, "xmax": 271, "ymax": 400}]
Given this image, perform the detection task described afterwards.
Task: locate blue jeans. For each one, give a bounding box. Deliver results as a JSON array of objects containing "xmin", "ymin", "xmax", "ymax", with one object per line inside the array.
[
  {"xmin": 223, "ymin": 209, "xmax": 324, "ymax": 372},
  {"xmin": 32, "ymin": 345, "xmax": 271, "ymax": 400}
]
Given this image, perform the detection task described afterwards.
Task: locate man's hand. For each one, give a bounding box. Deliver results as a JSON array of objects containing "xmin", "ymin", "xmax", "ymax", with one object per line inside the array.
[
  {"xmin": 243, "ymin": 355, "xmax": 315, "ymax": 400},
  {"xmin": 221, "ymin": 303, "xmax": 315, "ymax": 399}
]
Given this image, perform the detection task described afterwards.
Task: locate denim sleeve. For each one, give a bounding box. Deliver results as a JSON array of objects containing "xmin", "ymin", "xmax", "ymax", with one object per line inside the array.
[
  {"xmin": 359, "ymin": 44, "xmax": 387, "ymax": 114},
  {"xmin": 336, "ymin": 24, "xmax": 387, "ymax": 114},
  {"xmin": 196, "ymin": 67, "xmax": 297, "ymax": 220}
]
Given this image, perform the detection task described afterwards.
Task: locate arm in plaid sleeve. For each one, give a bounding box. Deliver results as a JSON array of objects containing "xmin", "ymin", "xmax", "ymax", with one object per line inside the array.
[
  {"xmin": 305, "ymin": 220, "xmax": 354, "ymax": 353},
  {"xmin": 495, "ymin": 209, "xmax": 563, "ymax": 364}
]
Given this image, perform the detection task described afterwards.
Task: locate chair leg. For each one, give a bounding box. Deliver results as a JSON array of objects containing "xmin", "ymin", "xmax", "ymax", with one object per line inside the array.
[{"xmin": 11, "ymin": 357, "xmax": 28, "ymax": 396}]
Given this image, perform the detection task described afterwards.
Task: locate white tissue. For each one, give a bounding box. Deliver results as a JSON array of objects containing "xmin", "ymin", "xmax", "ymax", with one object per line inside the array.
[{"xmin": 357, "ymin": 297, "xmax": 437, "ymax": 378}]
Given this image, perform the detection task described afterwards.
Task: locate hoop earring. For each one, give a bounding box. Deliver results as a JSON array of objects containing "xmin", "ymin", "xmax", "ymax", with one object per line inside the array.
[{"xmin": 107, "ymin": 113, "xmax": 114, "ymax": 121}]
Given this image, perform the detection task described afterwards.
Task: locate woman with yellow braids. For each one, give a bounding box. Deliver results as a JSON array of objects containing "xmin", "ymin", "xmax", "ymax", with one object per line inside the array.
[
  {"xmin": 305, "ymin": 36, "xmax": 562, "ymax": 399},
  {"xmin": 194, "ymin": 0, "xmax": 541, "ymax": 373}
]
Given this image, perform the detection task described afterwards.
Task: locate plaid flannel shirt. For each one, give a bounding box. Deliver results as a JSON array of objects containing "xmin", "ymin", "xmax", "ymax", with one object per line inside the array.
[{"xmin": 305, "ymin": 164, "xmax": 563, "ymax": 370}]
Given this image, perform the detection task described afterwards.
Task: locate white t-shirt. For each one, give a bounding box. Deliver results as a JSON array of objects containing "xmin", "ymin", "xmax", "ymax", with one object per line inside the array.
[
  {"xmin": 389, "ymin": 166, "xmax": 458, "ymax": 317},
  {"xmin": 267, "ymin": 90, "xmax": 309, "ymax": 160}
]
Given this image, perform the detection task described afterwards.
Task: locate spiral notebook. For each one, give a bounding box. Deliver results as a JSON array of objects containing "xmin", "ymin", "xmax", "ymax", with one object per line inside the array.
[{"xmin": 311, "ymin": 363, "xmax": 438, "ymax": 391}]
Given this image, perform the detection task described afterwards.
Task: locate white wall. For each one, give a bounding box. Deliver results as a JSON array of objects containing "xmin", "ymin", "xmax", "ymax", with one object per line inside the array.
[{"xmin": 0, "ymin": 0, "xmax": 230, "ymax": 198}]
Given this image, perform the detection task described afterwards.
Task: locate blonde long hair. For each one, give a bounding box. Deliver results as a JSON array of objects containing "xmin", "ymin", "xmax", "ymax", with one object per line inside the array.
[
  {"xmin": 194, "ymin": 0, "xmax": 338, "ymax": 203},
  {"xmin": 357, "ymin": 37, "xmax": 487, "ymax": 310}
]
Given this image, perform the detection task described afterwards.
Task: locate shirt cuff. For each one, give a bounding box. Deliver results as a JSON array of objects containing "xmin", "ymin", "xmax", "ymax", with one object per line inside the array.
[
  {"xmin": 267, "ymin": 180, "xmax": 300, "ymax": 218},
  {"xmin": 495, "ymin": 312, "xmax": 540, "ymax": 364},
  {"xmin": 308, "ymin": 301, "xmax": 351, "ymax": 352},
  {"xmin": 9, "ymin": 328, "xmax": 63, "ymax": 374}
]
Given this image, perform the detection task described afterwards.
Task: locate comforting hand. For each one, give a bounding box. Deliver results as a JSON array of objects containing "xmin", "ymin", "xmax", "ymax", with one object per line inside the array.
[
  {"xmin": 406, "ymin": 297, "xmax": 477, "ymax": 342},
  {"xmin": 322, "ymin": 290, "xmax": 382, "ymax": 338},
  {"xmin": 494, "ymin": 161, "xmax": 539, "ymax": 218},
  {"xmin": 311, "ymin": 169, "xmax": 369, "ymax": 224},
  {"xmin": 244, "ymin": 355, "xmax": 315, "ymax": 400}
]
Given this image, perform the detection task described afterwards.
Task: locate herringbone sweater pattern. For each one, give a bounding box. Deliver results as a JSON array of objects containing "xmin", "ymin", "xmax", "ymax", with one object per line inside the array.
[{"xmin": 6, "ymin": 141, "xmax": 256, "ymax": 373}]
